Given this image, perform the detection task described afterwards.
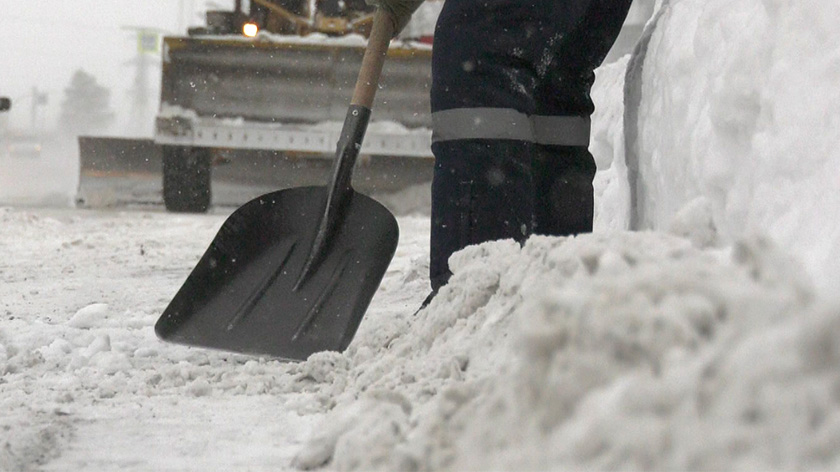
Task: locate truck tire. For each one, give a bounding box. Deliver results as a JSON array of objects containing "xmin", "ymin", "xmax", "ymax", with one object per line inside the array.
[{"xmin": 162, "ymin": 146, "xmax": 212, "ymax": 213}]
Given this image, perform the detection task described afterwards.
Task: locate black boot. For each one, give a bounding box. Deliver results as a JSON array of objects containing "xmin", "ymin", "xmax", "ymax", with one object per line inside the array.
[{"xmin": 532, "ymin": 145, "xmax": 595, "ymax": 236}]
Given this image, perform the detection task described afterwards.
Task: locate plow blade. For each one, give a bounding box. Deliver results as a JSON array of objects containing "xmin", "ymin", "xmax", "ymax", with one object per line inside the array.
[
  {"xmin": 76, "ymin": 136, "xmax": 433, "ymax": 210},
  {"xmin": 77, "ymin": 136, "xmax": 163, "ymax": 208}
]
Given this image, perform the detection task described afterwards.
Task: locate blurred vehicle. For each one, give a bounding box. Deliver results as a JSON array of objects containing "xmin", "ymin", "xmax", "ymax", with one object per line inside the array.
[
  {"xmin": 6, "ymin": 132, "xmax": 43, "ymax": 159},
  {"xmin": 79, "ymin": 0, "xmax": 436, "ymax": 213},
  {"xmin": 0, "ymin": 97, "xmax": 10, "ymax": 112}
]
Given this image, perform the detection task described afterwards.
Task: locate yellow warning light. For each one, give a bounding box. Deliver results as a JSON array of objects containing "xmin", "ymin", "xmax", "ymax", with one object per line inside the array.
[{"xmin": 243, "ymin": 22, "xmax": 259, "ymax": 38}]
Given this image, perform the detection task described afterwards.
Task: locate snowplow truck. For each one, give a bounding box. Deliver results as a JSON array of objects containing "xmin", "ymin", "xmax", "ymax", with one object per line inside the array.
[{"xmin": 80, "ymin": 0, "xmax": 434, "ymax": 212}]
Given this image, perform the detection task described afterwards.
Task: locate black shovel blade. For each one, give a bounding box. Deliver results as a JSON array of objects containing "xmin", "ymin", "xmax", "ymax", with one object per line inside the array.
[{"xmin": 155, "ymin": 186, "xmax": 398, "ymax": 360}]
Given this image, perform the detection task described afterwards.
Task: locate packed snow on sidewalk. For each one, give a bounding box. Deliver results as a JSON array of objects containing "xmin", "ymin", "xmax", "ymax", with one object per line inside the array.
[{"xmin": 3, "ymin": 0, "xmax": 840, "ymax": 470}]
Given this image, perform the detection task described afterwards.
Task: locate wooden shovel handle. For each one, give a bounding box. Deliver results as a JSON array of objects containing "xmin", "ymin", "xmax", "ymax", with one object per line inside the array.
[{"xmin": 351, "ymin": 9, "xmax": 396, "ymax": 108}]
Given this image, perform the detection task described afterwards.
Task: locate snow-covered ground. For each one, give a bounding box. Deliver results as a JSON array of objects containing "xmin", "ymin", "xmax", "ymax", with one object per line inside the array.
[{"xmin": 3, "ymin": 0, "xmax": 840, "ymax": 470}]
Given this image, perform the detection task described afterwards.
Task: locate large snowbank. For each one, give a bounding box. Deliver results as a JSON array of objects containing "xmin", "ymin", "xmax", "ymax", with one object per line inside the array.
[{"xmin": 625, "ymin": 0, "xmax": 840, "ymax": 293}]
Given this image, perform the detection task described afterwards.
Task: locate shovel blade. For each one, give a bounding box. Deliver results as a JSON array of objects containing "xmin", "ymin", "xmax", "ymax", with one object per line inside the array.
[{"xmin": 155, "ymin": 186, "xmax": 398, "ymax": 360}]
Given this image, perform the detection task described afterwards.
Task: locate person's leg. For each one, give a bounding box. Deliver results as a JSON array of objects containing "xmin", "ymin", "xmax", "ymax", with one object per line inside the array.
[
  {"xmin": 533, "ymin": 0, "xmax": 633, "ymax": 237},
  {"xmin": 429, "ymin": 141, "xmax": 534, "ymax": 291},
  {"xmin": 427, "ymin": 0, "xmax": 630, "ymax": 290},
  {"xmin": 429, "ymin": 0, "xmax": 541, "ymax": 291}
]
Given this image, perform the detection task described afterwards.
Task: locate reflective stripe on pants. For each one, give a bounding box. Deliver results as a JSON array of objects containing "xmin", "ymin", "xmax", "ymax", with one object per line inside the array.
[{"xmin": 432, "ymin": 108, "xmax": 591, "ymax": 147}]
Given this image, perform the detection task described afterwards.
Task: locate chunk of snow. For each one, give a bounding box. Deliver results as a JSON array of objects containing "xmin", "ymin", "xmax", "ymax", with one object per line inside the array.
[{"xmin": 67, "ymin": 303, "xmax": 109, "ymax": 329}]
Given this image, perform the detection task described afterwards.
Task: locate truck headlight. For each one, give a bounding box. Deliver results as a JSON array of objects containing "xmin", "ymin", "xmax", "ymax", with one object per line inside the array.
[{"xmin": 243, "ymin": 22, "xmax": 259, "ymax": 38}]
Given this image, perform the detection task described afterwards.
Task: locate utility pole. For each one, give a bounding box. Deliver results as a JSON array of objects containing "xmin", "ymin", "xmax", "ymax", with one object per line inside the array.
[
  {"xmin": 0, "ymin": 100, "xmax": 9, "ymax": 140},
  {"xmin": 31, "ymin": 87, "xmax": 37, "ymax": 131},
  {"xmin": 122, "ymin": 27, "xmax": 167, "ymax": 137},
  {"xmin": 30, "ymin": 87, "xmax": 48, "ymax": 134}
]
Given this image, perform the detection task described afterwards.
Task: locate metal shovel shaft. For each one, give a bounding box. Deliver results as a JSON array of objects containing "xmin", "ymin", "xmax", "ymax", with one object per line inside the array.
[{"xmin": 295, "ymin": 9, "xmax": 396, "ymax": 289}]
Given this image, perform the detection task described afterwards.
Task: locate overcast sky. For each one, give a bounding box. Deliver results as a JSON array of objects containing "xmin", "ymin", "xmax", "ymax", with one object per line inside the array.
[{"xmin": 1, "ymin": 1, "xmax": 234, "ymax": 134}]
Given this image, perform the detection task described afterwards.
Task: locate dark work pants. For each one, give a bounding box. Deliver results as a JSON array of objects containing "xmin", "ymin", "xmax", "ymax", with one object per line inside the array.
[{"xmin": 429, "ymin": 0, "xmax": 633, "ymax": 290}]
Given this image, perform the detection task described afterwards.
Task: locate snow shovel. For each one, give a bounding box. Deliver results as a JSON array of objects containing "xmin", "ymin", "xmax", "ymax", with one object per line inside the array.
[{"xmin": 155, "ymin": 10, "xmax": 400, "ymax": 360}]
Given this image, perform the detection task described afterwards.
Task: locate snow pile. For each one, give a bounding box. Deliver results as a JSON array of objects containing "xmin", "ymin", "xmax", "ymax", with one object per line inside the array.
[
  {"xmin": 291, "ymin": 231, "xmax": 839, "ymax": 470},
  {"xmin": 591, "ymin": 55, "xmax": 633, "ymax": 232},
  {"xmin": 628, "ymin": 0, "xmax": 840, "ymax": 293},
  {"xmin": 214, "ymin": 30, "xmax": 434, "ymax": 50}
]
